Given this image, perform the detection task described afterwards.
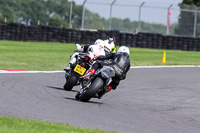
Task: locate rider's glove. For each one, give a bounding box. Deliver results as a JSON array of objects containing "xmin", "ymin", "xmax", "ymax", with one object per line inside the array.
[{"xmin": 96, "ymin": 56, "xmax": 105, "ymax": 60}]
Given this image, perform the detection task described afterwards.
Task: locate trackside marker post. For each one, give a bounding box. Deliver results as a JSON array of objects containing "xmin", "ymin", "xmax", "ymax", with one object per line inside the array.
[
  {"xmin": 162, "ymin": 51, "xmax": 166, "ymax": 63},
  {"xmin": 38, "ymin": 20, "xmax": 40, "ymax": 25}
]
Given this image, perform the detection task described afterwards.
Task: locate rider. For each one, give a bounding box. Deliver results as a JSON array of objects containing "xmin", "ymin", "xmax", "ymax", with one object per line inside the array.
[
  {"xmin": 83, "ymin": 46, "xmax": 131, "ymax": 99},
  {"xmin": 64, "ymin": 36, "xmax": 116, "ymax": 71}
]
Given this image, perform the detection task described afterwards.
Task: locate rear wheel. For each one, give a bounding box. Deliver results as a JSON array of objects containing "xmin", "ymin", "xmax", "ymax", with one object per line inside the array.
[
  {"xmin": 79, "ymin": 77, "xmax": 104, "ymax": 102},
  {"xmin": 64, "ymin": 72, "xmax": 80, "ymax": 91}
]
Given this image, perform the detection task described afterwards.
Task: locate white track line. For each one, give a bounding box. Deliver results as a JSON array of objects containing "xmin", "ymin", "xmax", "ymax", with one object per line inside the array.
[
  {"xmin": 0, "ymin": 70, "xmax": 64, "ymax": 73},
  {"xmin": 130, "ymin": 65, "xmax": 200, "ymax": 69},
  {"xmin": 0, "ymin": 65, "xmax": 200, "ymax": 73}
]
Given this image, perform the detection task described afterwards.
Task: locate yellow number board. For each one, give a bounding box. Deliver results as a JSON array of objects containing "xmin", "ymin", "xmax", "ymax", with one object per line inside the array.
[{"xmin": 74, "ymin": 64, "xmax": 86, "ymax": 75}]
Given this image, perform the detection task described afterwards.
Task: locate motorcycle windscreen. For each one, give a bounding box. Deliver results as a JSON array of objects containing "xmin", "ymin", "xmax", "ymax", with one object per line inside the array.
[{"xmin": 74, "ymin": 64, "xmax": 86, "ymax": 75}]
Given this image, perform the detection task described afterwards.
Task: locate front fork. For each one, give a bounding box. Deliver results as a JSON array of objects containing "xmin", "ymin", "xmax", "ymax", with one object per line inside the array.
[
  {"xmin": 104, "ymin": 78, "xmax": 112, "ymax": 88},
  {"xmin": 79, "ymin": 77, "xmax": 92, "ymax": 95}
]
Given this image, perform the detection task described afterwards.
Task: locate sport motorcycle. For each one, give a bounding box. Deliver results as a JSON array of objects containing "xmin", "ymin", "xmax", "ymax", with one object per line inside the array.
[{"xmin": 75, "ymin": 65, "xmax": 115, "ymax": 102}]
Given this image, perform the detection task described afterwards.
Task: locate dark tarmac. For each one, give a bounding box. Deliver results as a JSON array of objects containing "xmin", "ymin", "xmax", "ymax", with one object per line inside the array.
[{"xmin": 0, "ymin": 67, "xmax": 200, "ymax": 133}]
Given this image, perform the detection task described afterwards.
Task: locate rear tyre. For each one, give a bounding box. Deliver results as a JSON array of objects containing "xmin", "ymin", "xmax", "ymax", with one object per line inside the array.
[
  {"xmin": 79, "ymin": 77, "xmax": 104, "ymax": 102},
  {"xmin": 64, "ymin": 72, "xmax": 80, "ymax": 91}
]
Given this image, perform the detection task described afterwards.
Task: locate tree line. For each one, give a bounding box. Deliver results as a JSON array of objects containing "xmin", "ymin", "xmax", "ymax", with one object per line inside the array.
[
  {"xmin": 175, "ymin": 0, "xmax": 200, "ymax": 36},
  {"xmin": 0, "ymin": 0, "xmax": 198, "ymax": 36}
]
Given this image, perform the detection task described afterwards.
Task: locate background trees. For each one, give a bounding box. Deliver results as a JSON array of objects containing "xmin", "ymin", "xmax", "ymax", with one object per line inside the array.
[
  {"xmin": 1, "ymin": 0, "xmax": 198, "ymax": 36},
  {"xmin": 174, "ymin": 0, "xmax": 200, "ymax": 36}
]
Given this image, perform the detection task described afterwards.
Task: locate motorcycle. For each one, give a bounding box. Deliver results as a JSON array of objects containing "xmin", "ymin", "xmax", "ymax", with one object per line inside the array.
[
  {"xmin": 64, "ymin": 52, "xmax": 93, "ymax": 91},
  {"xmin": 64, "ymin": 44, "xmax": 106, "ymax": 91},
  {"xmin": 75, "ymin": 65, "xmax": 115, "ymax": 102}
]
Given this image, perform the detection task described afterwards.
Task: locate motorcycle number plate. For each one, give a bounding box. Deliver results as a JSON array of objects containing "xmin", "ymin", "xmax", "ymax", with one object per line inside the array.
[{"xmin": 74, "ymin": 64, "xmax": 86, "ymax": 75}]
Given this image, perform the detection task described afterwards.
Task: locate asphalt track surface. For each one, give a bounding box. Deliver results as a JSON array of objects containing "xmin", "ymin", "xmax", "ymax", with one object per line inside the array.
[{"xmin": 0, "ymin": 67, "xmax": 200, "ymax": 133}]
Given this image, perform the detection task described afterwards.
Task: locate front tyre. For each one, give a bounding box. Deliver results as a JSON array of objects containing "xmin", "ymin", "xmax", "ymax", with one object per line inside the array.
[
  {"xmin": 79, "ymin": 77, "xmax": 104, "ymax": 102},
  {"xmin": 64, "ymin": 72, "xmax": 80, "ymax": 91},
  {"xmin": 75, "ymin": 92, "xmax": 80, "ymax": 100}
]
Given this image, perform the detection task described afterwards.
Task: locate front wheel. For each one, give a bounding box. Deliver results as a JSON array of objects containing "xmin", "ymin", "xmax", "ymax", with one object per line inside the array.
[
  {"xmin": 79, "ymin": 77, "xmax": 104, "ymax": 102},
  {"xmin": 64, "ymin": 72, "xmax": 80, "ymax": 91},
  {"xmin": 75, "ymin": 92, "xmax": 80, "ymax": 100}
]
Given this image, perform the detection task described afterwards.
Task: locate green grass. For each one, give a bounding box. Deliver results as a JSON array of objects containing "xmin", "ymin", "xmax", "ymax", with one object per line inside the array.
[
  {"xmin": 0, "ymin": 41, "xmax": 76, "ymax": 71},
  {"xmin": 0, "ymin": 40, "xmax": 200, "ymax": 71},
  {"xmin": 130, "ymin": 48, "xmax": 200, "ymax": 66},
  {"xmin": 0, "ymin": 116, "xmax": 115, "ymax": 133}
]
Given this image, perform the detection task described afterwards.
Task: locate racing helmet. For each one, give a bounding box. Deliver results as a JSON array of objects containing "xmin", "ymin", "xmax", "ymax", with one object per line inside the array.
[
  {"xmin": 104, "ymin": 37, "xmax": 116, "ymax": 53},
  {"xmin": 107, "ymin": 36, "xmax": 116, "ymax": 44},
  {"xmin": 117, "ymin": 46, "xmax": 130, "ymax": 55}
]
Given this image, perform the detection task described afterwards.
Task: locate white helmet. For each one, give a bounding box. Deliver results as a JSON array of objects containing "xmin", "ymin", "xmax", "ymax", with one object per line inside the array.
[{"xmin": 117, "ymin": 46, "xmax": 130, "ymax": 55}]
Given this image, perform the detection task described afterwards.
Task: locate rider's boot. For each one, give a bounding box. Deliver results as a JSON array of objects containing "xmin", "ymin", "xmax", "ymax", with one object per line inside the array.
[
  {"xmin": 64, "ymin": 52, "xmax": 79, "ymax": 72},
  {"xmin": 82, "ymin": 69, "xmax": 96, "ymax": 80},
  {"xmin": 64, "ymin": 63, "xmax": 72, "ymax": 71},
  {"xmin": 98, "ymin": 85, "xmax": 112, "ymax": 99}
]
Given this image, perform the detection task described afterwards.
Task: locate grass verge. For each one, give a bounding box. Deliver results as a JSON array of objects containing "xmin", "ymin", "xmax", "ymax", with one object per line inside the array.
[
  {"xmin": 0, "ymin": 116, "xmax": 115, "ymax": 133},
  {"xmin": 0, "ymin": 40, "xmax": 200, "ymax": 71}
]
